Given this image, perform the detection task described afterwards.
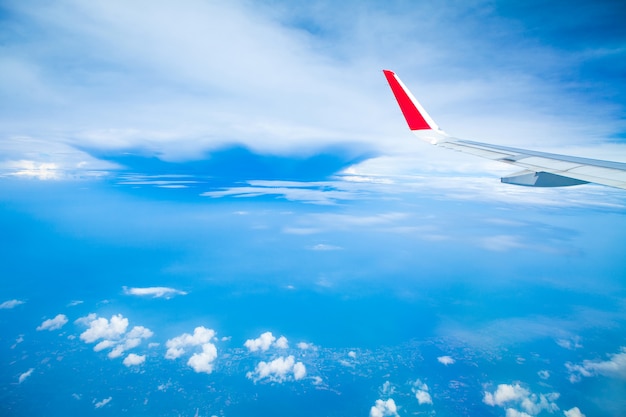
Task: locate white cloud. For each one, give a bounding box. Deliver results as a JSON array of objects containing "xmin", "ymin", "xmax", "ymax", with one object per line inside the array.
[
  {"xmin": 77, "ymin": 313, "xmax": 152, "ymax": 359},
  {"xmin": 187, "ymin": 343, "xmax": 218, "ymax": 374},
  {"xmin": 127, "ymin": 325, "xmax": 154, "ymax": 340},
  {"xmin": 123, "ymin": 286, "xmax": 187, "ymax": 299},
  {"xmin": 0, "ymin": 0, "xmax": 623, "ymax": 191},
  {"xmin": 567, "ymin": 347, "xmax": 626, "ymax": 381},
  {"xmin": 203, "ymin": 185, "xmax": 354, "ymax": 205},
  {"xmin": 556, "ymin": 337, "xmax": 582, "ymax": 350},
  {"xmin": 94, "ymin": 340, "xmax": 116, "ymax": 352},
  {"xmin": 11, "ymin": 335, "xmax": 24, "ymax": 349},
  {"xmin": 0, "ymin": 299, "xmax": 25, "ymax": 309},
  {"xmin": 108, "ymin": 345, "xmax": 125, "ymax": 359},
  {"xmin": 564, "ymin": 407, "xmax": 586, "ymax": 417},
  {"xmin": 18, "ymin": 368, "xmax": 34, "ymax": 384},
  {"xmin": 165, "ymin": 326, "xmax": 218, "ymax": 374},
  {"xmin": 380, "ymin": 381, "xmax": 395, "ymax": 396},
  {"xmin": 242, "ymin": 333, "xmax": 273, "ymax": 352},
  {"xmin": 369, "ymin": 399, "xmax": 399, "ymax": 417},
  {"xmin": 415, "ymin": 390, "xmax": 432, "ymax": 405},
  {"xmin": 165, "ymin": 326, "xmax": 215, "ymax": 359},
  {"xmin": 413, "ymin": 379, "xmax": 432, "ymax": 405},
  {"xmin": 246, "ymin": 355, "xmax": 306, "ymax": 383},
  {"xmin": 437, "ymin": 355, "xmax": 455, "ymax": 365},
  {"xmin": 310, "ymin": 243, "xmax": 342, "ymax": 251},
  {"xmin": 79, "ymin": 314, "xmax": 129, "ymax": 343},
  {"xmin": 348, "ymin": 351, "xmax": 356, "ymax": 358},
  {"xmin": 274, "ymin": 336, "xmax": 289, "ymax": 349},
  {"xmin": 297, "ymin": 342, "xmax": 313, "ymax": 350},
  {"xmin": 36, "ymin": 314, "xmax": 68, "ymax": 331},
  {"xmin": 483, "ymin": 383, "xmax": 559, "ymax": 416},
  {"xmin": 506, "ymin": 409, "xmax": 533, "ymax": 417},
  {"xmin": 484, "ymin": 384, "xmax": 529, "ymax": 406},
  {"xmin": 538, "ymin": 370, "xmax": 550, "ymax": 380},
  {"xmin": 293, "ymin": 361, "xmax": 306, "ymax": 380},
  {"xmin": 94, "ymin": 397, "xmax": 112, "ymax": 409},
  {"xmin": 123, "ymin": 353, "xmax": 146, "ymax": 367}
]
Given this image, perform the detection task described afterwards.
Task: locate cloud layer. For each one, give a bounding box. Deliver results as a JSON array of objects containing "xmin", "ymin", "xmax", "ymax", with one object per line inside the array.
[{"xmin": 1, "ymin": 0, "xmax": 624, "ymax": 179}]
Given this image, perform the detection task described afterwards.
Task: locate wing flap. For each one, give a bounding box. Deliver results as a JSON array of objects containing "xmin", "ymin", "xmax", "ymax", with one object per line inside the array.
[{"xmin": 439, "ymin": 139, "xmax": 626, "ymax": 189}]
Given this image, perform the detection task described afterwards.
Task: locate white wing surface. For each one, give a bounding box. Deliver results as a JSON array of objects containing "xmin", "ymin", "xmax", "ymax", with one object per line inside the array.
[{"xmin": 383, "ymin": 70, "xmax": 626, "ymax": 189}]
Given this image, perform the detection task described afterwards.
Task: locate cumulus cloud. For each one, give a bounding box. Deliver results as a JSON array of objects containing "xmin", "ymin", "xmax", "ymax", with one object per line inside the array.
[
  {"xmin": 187, "ymin": 343, "xmax": 218, "ymax": 374},
  {"xmin": 297, "ymin": 342, "xmax": 313, "ymax": 350},
  {"xmin": 18, "ymin": 368, "xmax": 34, "ymax": 384},
  {"xmin": 77, "ymin": 313, "xmax": 152, "ymax": 359},
  {"xmin": 165, "ymin": 326, "xmax": 215, "ymax": 359},
  {"xmin": 79, "ymin": 314, "xmax": 129, "ymax": 343},
  {"xmin": 122, "ymin": 286, "xmax": 187, "ymax": 299},
  {"xmin": 94, "ymin": 397, "xmax": 112, "ymax": 409},
  {"xmin": 0, "ymin": 299, "xmax": 25, "ymax": 309},
  {"xmin": 483, "ymin": 383, "xmax": 559, "ymax": 416},
  {"xmin": 246, "ymin": 355, "xmax": 306, "ymax": 383},
  {"xmin": 36, "ymin": 314, "xmax": 68, "ymax": 331},
  {"xmin": 244, "ymin": 331, "xmax": 290, "ymax": 352},
  {"xmin": 293, "ymin": 361, "xmax": 307, "ymax": 380},
  {"xmin": 244, "ymin": 331, "xmax": 275, "ymax": 352},
  {"xmin": 123, "ymin": 353, "xmax": 146, "ymax": 367},
  {"xmin": 437, "ymin": 355, "xmax": 455, "ymax": 365},
  {"xmin": 274, "ymin": 336, "xmax": 289, "ymax": 349},
  {"xmin": 165, "ymin": 326, "xmax": 218, "ymax": 374},
  {"xmin": 563, "ymin": 407, "xmax": 585, "ymax": 417},
  {"xmin": 413, "ymin": 379, "xmax": 433, "ymax": 405},
  {"xmin": 369, "ymin": 399, "xmax": 399, "ymax": 417},
  {"xmin": 566, "ymin": 347, "xmax": 626, "ymax": 382}
]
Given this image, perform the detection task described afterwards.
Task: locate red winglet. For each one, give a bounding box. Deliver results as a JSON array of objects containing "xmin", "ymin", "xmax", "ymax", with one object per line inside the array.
[{"xmin": 383, "ymin": 70, "xmax": 432, "ymax": 131}]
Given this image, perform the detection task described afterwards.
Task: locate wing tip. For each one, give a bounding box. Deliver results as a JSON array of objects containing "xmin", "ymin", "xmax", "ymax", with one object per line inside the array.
[{"xmin": 383, "ymin": 69, "xmax": 436, "ymax": 131}]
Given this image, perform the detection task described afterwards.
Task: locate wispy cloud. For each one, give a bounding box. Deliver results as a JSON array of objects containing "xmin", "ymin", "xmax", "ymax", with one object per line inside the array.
[
  {"xmin": 123, "ymin": 286, "xmax": 187, "ymax": 299},
  {"xmin": 310, "ymin": 243, "xmax": 343, "ymax": 251},
  {"xmin": 18, "ymin": 368, "xmax": 34, "ymax": 384},
  {"xmin": 94, "ymin": 397, "xmax": 112, "ymax": 409},
  {"xmin": 0, "ymin": 299, "xmax": 25, "ymax": 309},
  {"xmin": 36, "ymin": 314, "xmax": 68, "ymax": 331},
  {"xmin": 566, "ymin": 347, "xmax": 626, "ymax": 382}
]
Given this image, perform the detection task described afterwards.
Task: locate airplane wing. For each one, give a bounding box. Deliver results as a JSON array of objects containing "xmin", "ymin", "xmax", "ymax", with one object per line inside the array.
[{"xmin": 383, "ymin": 70, "xmax": 626, "ymax": 189}]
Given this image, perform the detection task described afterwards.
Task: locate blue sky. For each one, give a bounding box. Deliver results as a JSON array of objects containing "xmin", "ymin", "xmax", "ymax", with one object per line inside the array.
[{"xmin": 1, "ymin": 1, "xmax": 626, "ymax": 417}]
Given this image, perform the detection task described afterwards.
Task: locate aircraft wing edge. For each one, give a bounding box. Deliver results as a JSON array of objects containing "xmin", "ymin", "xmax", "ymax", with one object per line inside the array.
[{"xmin": 383, "ymin": 69, "xmax": 626, "ymax": 190}]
